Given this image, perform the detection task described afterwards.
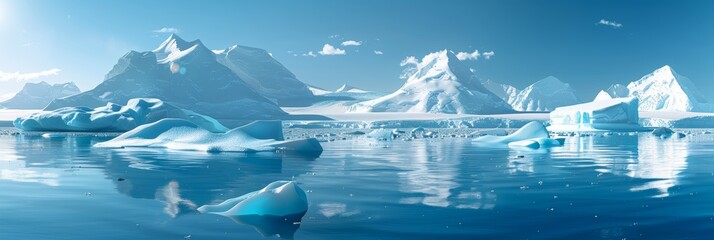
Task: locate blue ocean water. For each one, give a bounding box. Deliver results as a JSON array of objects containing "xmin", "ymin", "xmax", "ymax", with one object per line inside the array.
[{"xmin": 0, "ymin": 131, "xmax": 713, "ymax": 239}]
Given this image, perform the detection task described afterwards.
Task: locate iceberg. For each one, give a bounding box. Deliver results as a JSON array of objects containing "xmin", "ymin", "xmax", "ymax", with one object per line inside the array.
[
  {"xmin": 14, "ymin": 98, "xmax": 228, "ymax": 132},
  {"xmin": 549, "ymin": 97, "xmax": 646, "ymax": 132},
  {"xmin": 651, "ymin": 127, "xmax": 675, "ymax": 137},
  {"xmin": 367, "ymin": 128, "xmax": 398, "ymax": 140},
  {"xmin": 94, "ymin": 119, "xmax": 323, "ymax": 154},
  {"xmin": 198, "ymin": 181, "xmax": 308, "ymax": 217},
  {"xmin": 473, "ymin": 121, "xmax": 563, "ymax": 149}
]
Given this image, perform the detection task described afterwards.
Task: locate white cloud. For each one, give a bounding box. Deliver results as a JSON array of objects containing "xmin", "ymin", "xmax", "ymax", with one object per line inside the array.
[
  {"xmin": 482, "ymin": 51, "xmax": 495, "ymax": 59},
  {"xmin": 374, "ymin": 50, "xmax": 383, "ymax": 55},
  {"xmin": 153, "ymin": 27, "xmax": 180, "ymax": 33},
  {"xmin": 400, "ymin": 56, "xmax": 419, "ymax": 66},
  {"xmin": 328, "ymin": 34, "xmax": 340, "ymax": 39},
  {"xmin": 341, "ymin": 40, "xmax": 362, "ymax": 46},
  {"xmin": 0, "ymin": 92, "xmax": 16, "ymax": 101},
  {"xmin": 0, "ymin": 68, "xmax": 61, "ymax": 82},
  {"xmin": 597, "ymin": 19, "xmax": 622, "ymax": 28},
  {"xmin": 456, "ymin": 50, "xmax": 480, "ymax": 61},
  {"xmin": 302, "ymin": 51, "xmax": 317, "ymax": 57},
  {"xmin": 318, "ymin": 44, "xmax": 346, "ymax": 55},
  {"xmin": 21, "ymin": 42, "xmax": 33, "ymax": 47}
]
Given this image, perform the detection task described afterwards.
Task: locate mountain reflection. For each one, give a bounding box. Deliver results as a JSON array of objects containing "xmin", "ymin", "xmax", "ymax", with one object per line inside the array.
[{"xmin": 381, "ymin": 139, "xmax": 498, "ymax": 210}]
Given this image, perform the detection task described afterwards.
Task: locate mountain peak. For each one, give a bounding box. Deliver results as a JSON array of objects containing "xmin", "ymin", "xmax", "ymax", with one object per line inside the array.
[
  {"xmin": 335, "ymin": 84, "xmax": 356, "ymax": 92},
  {"xmin": 652, "ymin": 65, "xmax": 676, "ymax": 78},
  {"xmin": 152, "ymin": 34, "xmax": 213, "ymax": 63}
]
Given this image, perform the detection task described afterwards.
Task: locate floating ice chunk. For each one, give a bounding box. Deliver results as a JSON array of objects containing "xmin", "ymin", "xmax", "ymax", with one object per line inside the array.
[
  {"xmin": 367, "ymin": 128, "xmax": 397, "ymax": 140},
  {"xmin": 651, "ymin": 127, "xmax": 674, "ymax": 137},
  {"xmin": 473, "ymin": 121, "xmax": 548, "ymax": 144},
  {"xmin": 198, "ymin": 181, "xmax": 308, "ymax": 217},
  {"xmin": 14, "ymin": 98, "xmax": 228, "ymax": 133},
  {"xmin": 474, "ymin": 121, "xmax": 562, "ymax": 149},
  {"xmin": 94, "ymin": 119, "xmax": 323, "ymax": 154}
]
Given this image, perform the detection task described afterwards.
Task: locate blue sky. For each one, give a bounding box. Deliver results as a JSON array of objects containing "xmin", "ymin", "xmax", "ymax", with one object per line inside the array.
[{"xmin": 0, "ymin": 0, "xmax": 713, "ymax": 101}]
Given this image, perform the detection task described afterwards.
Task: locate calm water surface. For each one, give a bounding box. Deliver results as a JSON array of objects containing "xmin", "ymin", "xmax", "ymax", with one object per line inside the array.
[{"xmin": 0, "ymin": 131, "xmax": 713, "ymax": 239}]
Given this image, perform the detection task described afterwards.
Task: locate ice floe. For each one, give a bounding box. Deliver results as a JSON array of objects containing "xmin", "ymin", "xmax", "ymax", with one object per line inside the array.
[
  {"xmin": 473, "ymin": 121, "xmax": 563, "ymax": 149},
  {"xmin": 198, "ymin": 181, "xmax": 308, "ymax": 217},
  {"xmin": 94, "ymin": 119, "xmax": 323, "ymax": 154}
]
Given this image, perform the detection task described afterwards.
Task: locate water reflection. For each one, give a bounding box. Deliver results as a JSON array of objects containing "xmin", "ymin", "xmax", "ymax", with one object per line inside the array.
[
  {"xmin": 370, "ymin": 139, "xmax": 498, "ymax": 210},
  {"xmin": 156, "ymin": 181, "xmax": 197, "ymax": 218},
  {"xmin": 104, "ymin": 148, "xmax": 319, "ymax": 237},
  {"xmin": 557, "ymin": 134, "xmax": 688, "ymax": 198},
  {"xmin": 2, "ymin": 135, "xmax": 320, "ymax": 238},
  {"xmin": 628, "ymin": 135, "xmax": 688, "ymax": 197}
]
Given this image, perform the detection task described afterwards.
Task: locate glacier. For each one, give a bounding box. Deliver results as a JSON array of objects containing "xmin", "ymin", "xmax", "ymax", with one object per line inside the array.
[
  {"xmin": 0, "ymin": 82, "xmax": 80, "ymax": 109},
  {"xmin": 198, "ymin": 180, "xmax": 308, "ymax": 217},
  {"xmin": 14, "ymin": 98, "xmax": 228, "ymax": 132},
  {"xmin": 94, "ymin": 119, "xmax": 323, "ymax": 154},
  {"xmin": 348, "ymin": 50, "xmax": 513, "ymax": 114},
  {"xmin": 549, "ymin": 96, "xmax": 645, "ymax": 132},
  {"xmin": 44, "ymin": 34, "xmax": 315, "ymax": 119}
]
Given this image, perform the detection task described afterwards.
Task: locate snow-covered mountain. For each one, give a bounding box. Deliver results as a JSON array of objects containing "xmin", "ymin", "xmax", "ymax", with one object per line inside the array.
[
  {"xmin": 482, "ymin": 77, "xmax": 579, "ymax": 112},
  {"xmin": 348, "ymin": 50, "xmax": 513, "ymax": 114},
  {"xmin": 480, "ymin": 79, "xmax": 518, "ymax": 102},
  {"xmin": 0, "ymin": 81, "xmax": 80, "ymax": 109},
  {"xmin": 45, "ymin": 34, "xmax": 307, "ymax": 119},
  {"xmin": 213, "ymin": 45, "xmax": 314, "ymax": 105},
  {"xmin": 508, "ymin": 76, "xmax": 580, "ymax": 112},
  {"xmin": 596, "ymin": 65, "xmax": 714, "ymax": 112}
]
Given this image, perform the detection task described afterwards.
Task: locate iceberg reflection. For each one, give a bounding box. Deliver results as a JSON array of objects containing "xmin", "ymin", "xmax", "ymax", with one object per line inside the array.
[{"xmin": 558, "ymin": 134, "xmax": 688, "ymax": 198}]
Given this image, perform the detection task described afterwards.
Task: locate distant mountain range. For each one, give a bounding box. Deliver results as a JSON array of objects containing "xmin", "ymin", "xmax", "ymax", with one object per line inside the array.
[
  {"xmin": 309, "ymin": 84, "xmax": 385, "ymax": 100},
  {"xmin": 482, "ymin": 76, "xmax": 580, "ymax": 112},
  {"xmin": 0, "ymin": 81, "xmax": 80, "ymax": 109},
  {"xmin": 18, "ymin": 35, "xmax": 711, "ymax": 117}
]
